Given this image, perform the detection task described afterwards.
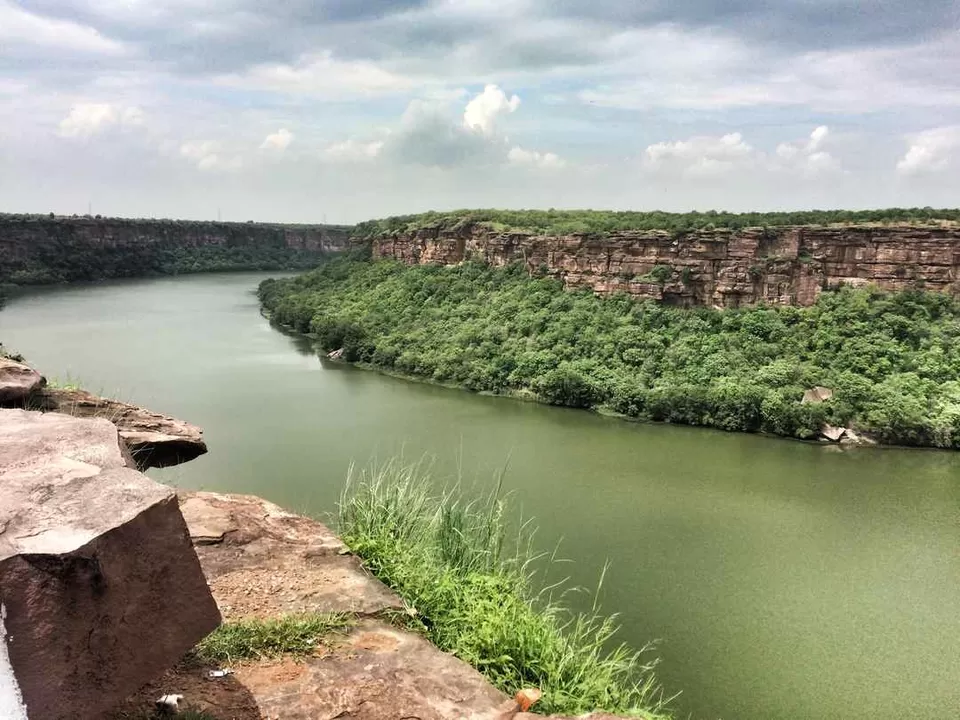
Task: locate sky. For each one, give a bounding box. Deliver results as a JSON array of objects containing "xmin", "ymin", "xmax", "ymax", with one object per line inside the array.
[{"xmin": 1, "ymin": 0, "xmax": 959, "ymax": 223}]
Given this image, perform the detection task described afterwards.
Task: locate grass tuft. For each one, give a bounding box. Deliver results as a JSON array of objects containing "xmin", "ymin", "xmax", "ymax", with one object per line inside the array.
[
  {"xmin": 194, "ymin": 613, "xmax": 352, "ymax": 663},
  {"xmin": 338, "ymin": 458, "xmax": 672, "ymax": 718}
]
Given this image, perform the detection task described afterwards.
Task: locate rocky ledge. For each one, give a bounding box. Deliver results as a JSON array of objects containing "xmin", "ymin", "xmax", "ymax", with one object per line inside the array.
[
  {"xmin": 0, "ymin": 409, "xmax": 221, "ymax": 720},
  {"xmin": 110, "ymin": 492, "xmax": 632, "ymax": 720},
  {"xmin": 0, "ymin": 358, "xmax": 207, "ymax": 469}
]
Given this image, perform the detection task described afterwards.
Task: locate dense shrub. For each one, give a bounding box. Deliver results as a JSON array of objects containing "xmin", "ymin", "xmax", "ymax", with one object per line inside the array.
[{"xmin": 259, "ymin": 258, "xmax": 960, "ymax": 449}]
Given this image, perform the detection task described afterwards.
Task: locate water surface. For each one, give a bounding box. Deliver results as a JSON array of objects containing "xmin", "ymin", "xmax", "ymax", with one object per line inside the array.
[{"xmin": 3, "ymin": 273, "xmax": 959, "ymax": 720}]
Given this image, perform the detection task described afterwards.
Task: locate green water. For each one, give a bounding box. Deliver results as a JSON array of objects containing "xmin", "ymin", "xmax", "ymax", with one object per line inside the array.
[{"xmin": 3, "ymin": 273, "xmax": 959, "ymax": 720}]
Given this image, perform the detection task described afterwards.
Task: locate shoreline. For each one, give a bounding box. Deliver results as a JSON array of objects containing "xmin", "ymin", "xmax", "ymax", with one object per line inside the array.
[{"xmin": 263, "ymin": 312, "xmax": 922, "ymax": 453}]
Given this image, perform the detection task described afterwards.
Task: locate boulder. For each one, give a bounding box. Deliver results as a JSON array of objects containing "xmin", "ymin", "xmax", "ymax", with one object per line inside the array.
[
  {"xmin": 29, "ymin": 387, "xmax": 207, "ymax": 469},
  {"xmin": 820, "ymin": 424, "xmax": 847, "ymax": 442},
  {"xmin": 802, "ymin": 386, "xmax": 834, "ymax": 404},
  {"xmin": 0, "ymin": 409, "xmax": 221, "ymax": 720},
  {"xmin": 0, "ymin": 359, "xmax": 44, "ymax": 404}
]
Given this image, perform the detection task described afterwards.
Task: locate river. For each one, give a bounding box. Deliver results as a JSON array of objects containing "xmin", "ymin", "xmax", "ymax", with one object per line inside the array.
[{"xmin": 3, "ymin": 272, "xmax": 959, "ymax": 720}]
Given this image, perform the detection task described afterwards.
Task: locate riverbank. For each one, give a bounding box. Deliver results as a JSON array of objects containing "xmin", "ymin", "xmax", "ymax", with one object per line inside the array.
[
  {"xmin": 1, "ymin": 359, "xmax": 667, "ymax": 719},
  {"xmin": 259, "ymin": 257, "xmax": 960, "ymax": 450}
]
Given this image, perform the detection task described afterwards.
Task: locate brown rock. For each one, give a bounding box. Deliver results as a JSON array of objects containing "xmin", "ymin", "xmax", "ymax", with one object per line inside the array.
[
  {"xmin": 371, "ymin": 223, "xmax": 960, "ymax": 308},
  {"xmin": 0, "ymin": 359, "xmax": 44, "ymax": 404},
  {"xmin": 179, "ymin": 492, "xmax": 404, "ymax": 619},
  {"xmin": 0, "ymin": 409, "xmax": 221, "ymax": 720},
  {"xmin": 802, "ymin": 386, "xmax": 834, "ymax": 404},
  {"xmin": 820, "ymin": 424, "xmax": 847, "ymax": 442},
  {"xmin": 29, "ymin": 387, "xmax": 207, "ymax": 469}
]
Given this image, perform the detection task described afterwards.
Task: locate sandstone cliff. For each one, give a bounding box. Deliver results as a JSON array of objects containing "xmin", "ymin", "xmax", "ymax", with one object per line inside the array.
[
  {"xmin": 0, "ymin": 215, "xmax": 351, "ymax": 284},
  {"xmin": 371, "ymin": 223, "xmax": 960, "ymax": 307}
]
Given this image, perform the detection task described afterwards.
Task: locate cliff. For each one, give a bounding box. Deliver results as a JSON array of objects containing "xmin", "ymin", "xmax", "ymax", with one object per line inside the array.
[
  {"xmin": 371, "ymin": 223, "xmax": 960, "ymax": 307},
  {"xmin": 0, "ymin": 214, "xmax": 352, "ymax": 285}
]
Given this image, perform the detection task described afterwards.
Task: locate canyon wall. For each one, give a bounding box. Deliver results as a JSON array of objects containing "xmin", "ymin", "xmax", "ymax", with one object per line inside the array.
[
  {"xmin": 0, "ymin": 215, "xmax": 352, "ymax": 284},
  {"xmin": 371, "ymin": 224, "xmax": 960, "ymax": 307}
]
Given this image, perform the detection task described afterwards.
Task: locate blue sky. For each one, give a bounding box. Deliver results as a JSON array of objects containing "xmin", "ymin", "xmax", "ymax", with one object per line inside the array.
[{"xmin": 1, "ymin": 0, "xmax": 959, "ymax": 222}]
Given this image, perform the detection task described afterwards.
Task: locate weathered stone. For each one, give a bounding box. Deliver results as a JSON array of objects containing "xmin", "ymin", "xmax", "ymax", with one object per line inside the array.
[
  {"xmin": 113, "ymin": 491, "xmax": 645, "ymax": 720},
  {"xmin": 371, "ymin": 223, "xmax": 960, "ymax": 308},
  {"xmin": 179, "ymin": 492, "xmax": 403, "ymax": 619},
  {"xmin": 802, "ymin": 386, "xmax": 834, "ymax": 404},
  {"xmin": 820, "ymin": 424, "xmax": 847, "ymax": 442},
  {"xmin": 29, "ymin": 387, "xmax": 207, "ymax": 469},
  {"xmin": 0, "ymin": 409, "xmax": 221, "ymax": 720},
  {"xmin": 0, "ymin": 359, "xmax": 44, "ymax": 404}
]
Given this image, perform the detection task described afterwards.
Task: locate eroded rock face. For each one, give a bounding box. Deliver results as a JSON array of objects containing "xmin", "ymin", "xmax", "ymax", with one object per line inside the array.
[
  {"xmin": 372, "ymin": 223, "xmax": 960, "ymax": 307},
  {"xmin": 29, "ymin": 387, "xmax": 207, "ymax": 469},
  {"xmin": 0, "ymin": 359, "xmax": 45, "ymax": 404},
  {"xmin": 0, "ymin": 410, "xmax": 220, "ymax": 720}
]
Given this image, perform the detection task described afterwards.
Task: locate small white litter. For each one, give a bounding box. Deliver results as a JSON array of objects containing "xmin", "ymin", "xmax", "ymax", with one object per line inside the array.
[
  {"xmin": 155, "ymin": 694, "xmax": 184, "ymax": 712},
  {"xmin": 207, "ymin": 668, "xmax": 235, "ymax": 679}
]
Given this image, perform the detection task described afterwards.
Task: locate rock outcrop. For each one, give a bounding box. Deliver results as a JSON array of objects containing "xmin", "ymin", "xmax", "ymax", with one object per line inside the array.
[
  {"xmin": 0, "ymin": 410, "xmax": 220, "ymax": 720},
  {"xmin": 371, "ymin": 223, "xmax": 960, "ymax": 307},
  {"xmin": 29, "ymin": 387, "xmax": 207, "ymax": 469},
  {"xmin": 0, "ymin": 215, "xmax": 351, "ymax": 285},
  {"xmin": 111, "ymin": 492, "xmax": 628, "ymax": 720},
  {"xmin": 0, "ymin": 359, "xmax": 45, "ymax": 404}
]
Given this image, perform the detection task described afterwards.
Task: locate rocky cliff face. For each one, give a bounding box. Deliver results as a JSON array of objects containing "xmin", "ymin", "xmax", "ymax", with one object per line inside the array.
[
  {"xmin": 0, "ymin": 215, "xmax": 352, "ymax": 284},
  {"xmin": 372, "ymin": 224, "xmax": 960, "ymax": 307}
]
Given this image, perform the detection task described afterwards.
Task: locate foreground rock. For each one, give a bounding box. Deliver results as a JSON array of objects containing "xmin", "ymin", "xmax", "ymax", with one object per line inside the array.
[
  {"xmin": 0, "ymin": 410, "xmax": 221, "ymax": 720},
  {"xmin": 0, "ymin": 359, "xmax": 44, "ymax": 404},
  {"xmin": 29, "ymin": 387, "xmax": 207, "ymax": 469},
  {"xmin": 111, "ymin": 493, "xmax": 629, "ymax": 720}
]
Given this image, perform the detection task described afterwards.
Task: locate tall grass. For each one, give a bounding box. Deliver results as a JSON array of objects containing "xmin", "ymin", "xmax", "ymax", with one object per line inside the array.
[{"xmin": 338, "ymin": 459, "xmax": 671, "ymax": 718}]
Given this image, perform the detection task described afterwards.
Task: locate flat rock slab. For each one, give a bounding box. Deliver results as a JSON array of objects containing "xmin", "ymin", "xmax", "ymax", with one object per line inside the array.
[
  {"xmin": 0, "ymin": 409, "xmax": 220, "ymax": 720},
  {"xmin": 179, "ymin": 492, "xmax": 404, "ymax": 618},
  {"xmin": 113, "ymin": 492, "xmax": 637, "ymax": 720},
  {"xmin": 111, "ymin": 620, "xmax": 510, "ymax": 720},
  {"xmin": 0, "ymin": 359, "xmax": 44, "ymax": 404},
  {"xmin": 29, "ymin": 387, "xmax": 207, "ymax": 469}
]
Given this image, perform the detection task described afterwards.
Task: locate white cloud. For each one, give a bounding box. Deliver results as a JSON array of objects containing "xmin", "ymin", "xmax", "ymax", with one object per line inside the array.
[
  {"xmin": 463, "ymin": 84, "xmax": 521, "ymax": 136},
  {"xmin": 58, "ymin": 102, "xmax": 144, "ymax": 138},
  {"xmin": 774, "ymin": 126, "xmax": 840, "ymax": 175},
  {"xmin": 324, "ymin": 138, "xmax": 385, "ymax": 161},
  {"xmin": 0, "ymin": 1, "xmax": 125, "ymax": 55},
  {"xmin": 579, "ymin": 29, "xmax": 960, "ymax": 113},
  {"xmin": 645, "ymin": 132, "xmax": 755, "ymax": 177},
  {"xmin": 897, "ymin": 126, "xmax": 960, "ymax": 175},
  {"xmin": 219, "ymin": 51, "xmax": 416, "ymax": 99},
  {"xmin": 260, "ymin": 128, "xmax": 294, "ymax": 151},
  {"xmin": 180, "ymin": 140, "xmax": 241, "ymax": 171},
  {"xmin": 508, "ymin": 146, "xmax": 565, "ymax": 169}
]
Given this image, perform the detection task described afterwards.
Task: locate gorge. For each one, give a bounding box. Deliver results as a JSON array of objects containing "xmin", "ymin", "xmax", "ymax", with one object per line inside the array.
[
  {"xmin": 3, "ymin": 272, "xmax": 960, "ymax": 720},
  {"xmin": 2, "ymin": 210, "xmax": 960, "ymax": 719}
]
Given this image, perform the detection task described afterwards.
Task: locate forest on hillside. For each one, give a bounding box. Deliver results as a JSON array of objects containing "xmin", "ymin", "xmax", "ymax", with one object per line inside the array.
[
  {"xmin": 353, "ymin": 207, "xmax": 960, "ymax": 237},
  {"xmin": 260, "ymin": 257, "xmax": 960, "ymax": 450}
]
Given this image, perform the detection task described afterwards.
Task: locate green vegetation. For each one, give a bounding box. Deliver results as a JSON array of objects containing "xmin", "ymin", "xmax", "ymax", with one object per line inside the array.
[
  {"xmin": 354, "ymin": 207, "xmax": 960, "ymax": 237},
  {"xmin": 0, "ymin": 214, "xmax": 338, "ymax": 285},
  {"xmin": 338, "ymin": 459, "xmax": 670, "ymax": 717},
  {"xmin": 260, "ymin": 258, "xmax": 960, "ymax": 449},
  {"xmin": 194, "ymin": 613, "xmax": 352, "ymax": 663}
]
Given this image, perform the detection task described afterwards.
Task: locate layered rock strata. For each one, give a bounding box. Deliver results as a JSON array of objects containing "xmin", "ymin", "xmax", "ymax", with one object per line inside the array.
[{"xmin": 372, "ymin": 223, "xmax": 960, "ymax": 307}]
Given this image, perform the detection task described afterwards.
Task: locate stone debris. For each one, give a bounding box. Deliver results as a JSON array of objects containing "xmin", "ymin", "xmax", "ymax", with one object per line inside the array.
[{"xmin": 0, "ymin": 409, "xmax": 220, "ymax": 720}]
